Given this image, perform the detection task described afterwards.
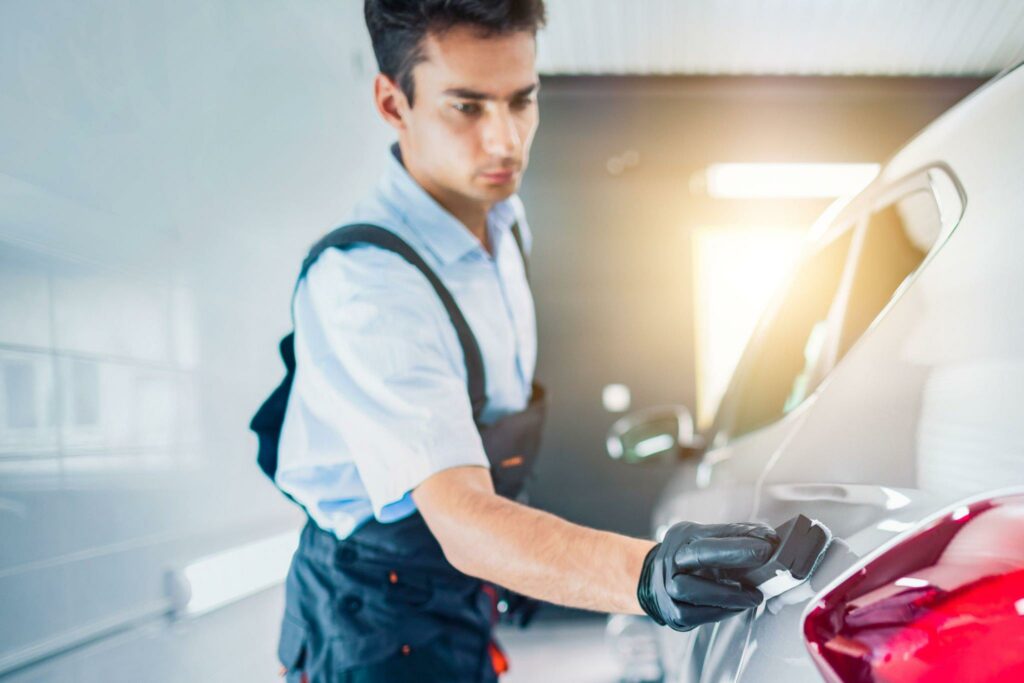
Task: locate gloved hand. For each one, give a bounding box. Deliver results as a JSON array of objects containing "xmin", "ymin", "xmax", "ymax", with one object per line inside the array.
[{"xmin": 637, "ymin": 521, "xmax": 779, "ymax": 632}]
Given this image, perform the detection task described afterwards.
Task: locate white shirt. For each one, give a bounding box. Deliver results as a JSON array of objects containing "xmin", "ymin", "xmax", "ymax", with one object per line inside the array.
[{"xmin": 276, "ymin": 142, "xmax": 537, "ymax": 539}]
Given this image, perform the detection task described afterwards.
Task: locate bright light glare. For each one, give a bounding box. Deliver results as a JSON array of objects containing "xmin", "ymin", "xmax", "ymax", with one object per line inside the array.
[
  {"xmin": 877, "ymin": 519, "xmax": 915, "ymax": 533},
  {"xmin": 693, "ymin": 227, "xmax": 805, "ymax": 428},
  {"xmin": 951, "ymin": 506, "xmax": 971, "ymax": 521},
  {"xmin": 895, "ymin": 577, "xmax": 930, "ymax": 589},
  {"xmin": 180, "ymin": 531, "xmax": 298, "ymax": 616},
  {"xmin": 881, "ymin": 487, "xmax": 912, "ymax": 511},
  {"xmin": 705, "ymin": 163, "xmax": 880, "ymax": 199},
  {"xmin": 602, "ymin": 383, "xmax": 632, "ymax": 413},
  {"xmin": 634, "ymin": 434, "xmax": 675, "ymax": 458}
]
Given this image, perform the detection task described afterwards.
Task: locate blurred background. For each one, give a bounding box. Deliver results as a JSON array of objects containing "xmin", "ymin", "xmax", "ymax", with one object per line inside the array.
[{"xmin": 1, "ymin": 1, "xmax": 1022, "ymax": 681}]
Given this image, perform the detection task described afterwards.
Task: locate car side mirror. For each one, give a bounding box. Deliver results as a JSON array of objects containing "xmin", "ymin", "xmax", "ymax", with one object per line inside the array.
[{"xmin": 606, "ymin": 405, "xmax": 705, "ymax": 464}]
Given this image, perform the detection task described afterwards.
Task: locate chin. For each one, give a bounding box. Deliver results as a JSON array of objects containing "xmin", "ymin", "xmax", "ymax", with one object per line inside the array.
[{"xmin": 475, "ymin": 181, "xmax": 518, "ymax": 202}]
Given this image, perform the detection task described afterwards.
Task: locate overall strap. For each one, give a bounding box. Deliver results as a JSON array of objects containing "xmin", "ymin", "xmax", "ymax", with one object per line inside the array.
[
  {"xmin": 299, "ymin": 224, "xmax": 487, "ymax": 423},
  {"xmin": 509, "ymin": 221, "xmax": 529, "ymax": 281}
]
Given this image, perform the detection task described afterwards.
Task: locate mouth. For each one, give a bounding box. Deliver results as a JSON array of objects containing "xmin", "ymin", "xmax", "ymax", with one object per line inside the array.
[{"xmin": 480, "ymin": 169, "xmax": 517, "ymax": 184}]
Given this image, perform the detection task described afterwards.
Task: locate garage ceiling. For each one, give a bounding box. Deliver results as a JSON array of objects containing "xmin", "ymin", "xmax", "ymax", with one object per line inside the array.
[{"xmin": 537, "ymin": 0, "xmax": 1024, "ymax": 76}]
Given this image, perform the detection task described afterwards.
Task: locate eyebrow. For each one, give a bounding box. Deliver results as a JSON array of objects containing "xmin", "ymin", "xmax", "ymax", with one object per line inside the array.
[{"xmin": 442, "ymin": 83, "xmax": 539, "ymax": 101}]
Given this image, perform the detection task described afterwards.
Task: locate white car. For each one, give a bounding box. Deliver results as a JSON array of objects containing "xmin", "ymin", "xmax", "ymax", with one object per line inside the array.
[{"xmin": 606, "ymin": 61, "xmax": 1024, "ymax": 683}]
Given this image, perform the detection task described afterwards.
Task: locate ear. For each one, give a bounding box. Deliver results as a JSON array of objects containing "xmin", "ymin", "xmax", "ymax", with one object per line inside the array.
[{"xmin": 373, "ymin": 73, "xmax": 409, "ymax": 132}]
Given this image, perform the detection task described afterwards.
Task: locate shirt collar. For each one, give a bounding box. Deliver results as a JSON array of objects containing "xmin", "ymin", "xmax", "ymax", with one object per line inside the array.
[{"xmin": 380, "ymin": 142, "xmax": 518, "ymax": 265}]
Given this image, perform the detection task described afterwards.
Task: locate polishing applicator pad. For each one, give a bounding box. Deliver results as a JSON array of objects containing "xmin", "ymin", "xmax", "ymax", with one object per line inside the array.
[{"xmin": 740, "ymin": 514, "xmax": 832, "ymax": 601}]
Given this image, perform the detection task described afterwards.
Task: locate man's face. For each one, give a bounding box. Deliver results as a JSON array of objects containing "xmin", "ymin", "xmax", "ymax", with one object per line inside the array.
[{"xmin": 389, "ymin": 25, "xmax": 540, "ymax": 207}]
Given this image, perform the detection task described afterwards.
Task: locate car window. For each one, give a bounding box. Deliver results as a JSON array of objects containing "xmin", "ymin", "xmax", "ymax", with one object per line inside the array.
[
  {"xmin": 715, "ymin": 229, "xmax": 854, "ymax": 441},
  {"xmin": 707, "ymin": 168, "xmax": 962, "ymax": 446},
  {"xmin": 834, "ymin": 189, "xmax": 940, "ymax": 360}
]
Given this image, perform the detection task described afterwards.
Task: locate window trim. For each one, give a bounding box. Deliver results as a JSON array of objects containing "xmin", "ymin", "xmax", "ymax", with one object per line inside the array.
[{"xmin": 824, "ymin": 164, "xmax": 965, "ymax": 367}]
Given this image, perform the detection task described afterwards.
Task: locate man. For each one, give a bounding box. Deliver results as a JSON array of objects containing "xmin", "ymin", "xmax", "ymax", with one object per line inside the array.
[{"xmin": 263, "ymin": 1, "xmax": 780, "ymax": 681}]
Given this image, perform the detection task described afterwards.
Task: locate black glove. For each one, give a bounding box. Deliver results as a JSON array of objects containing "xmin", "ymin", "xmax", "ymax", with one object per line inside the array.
[{"xmin": 637, "ymin": 521, "xmax": 779, "ymax": 632}]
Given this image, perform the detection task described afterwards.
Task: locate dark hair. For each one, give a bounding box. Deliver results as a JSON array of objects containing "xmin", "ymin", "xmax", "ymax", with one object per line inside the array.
[{"xmin": 364, "ymin": 0, "xmax": 546, "ymax": 107}]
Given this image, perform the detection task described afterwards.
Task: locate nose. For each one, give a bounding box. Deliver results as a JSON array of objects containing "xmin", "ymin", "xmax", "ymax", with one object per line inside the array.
[{"xmin": 482, "ymin": 106, "xmax": 520, "ymax": 160}]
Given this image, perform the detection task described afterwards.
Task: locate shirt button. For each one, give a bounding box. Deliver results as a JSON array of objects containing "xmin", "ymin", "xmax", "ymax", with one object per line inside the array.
[
  {"xmin": 342, "ymin": 595, "xmax": 363, "ymax": 613},
  {"xmin": 337, "ymin": 547, "xmax": 358, "ymax": 564},
  {"xmin": 400, "ymin": 644, "xmax": 411, "ymax": 656}
]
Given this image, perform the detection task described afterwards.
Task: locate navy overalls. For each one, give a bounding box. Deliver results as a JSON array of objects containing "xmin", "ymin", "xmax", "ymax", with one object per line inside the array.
[{"xmin": 250, "ymin": 224, "xmax": 547, "ymax": 682}]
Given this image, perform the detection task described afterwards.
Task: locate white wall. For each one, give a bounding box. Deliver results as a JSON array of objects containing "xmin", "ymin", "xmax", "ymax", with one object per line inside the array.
[{"xmin": 0, "ymin": 2, "xmax": 392, "ymax": 679}]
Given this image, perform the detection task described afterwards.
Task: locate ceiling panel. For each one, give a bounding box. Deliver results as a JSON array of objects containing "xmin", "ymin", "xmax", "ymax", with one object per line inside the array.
[{"xmin": 537, "ymin": 0, "xmax": 1024, "ymax": 76}]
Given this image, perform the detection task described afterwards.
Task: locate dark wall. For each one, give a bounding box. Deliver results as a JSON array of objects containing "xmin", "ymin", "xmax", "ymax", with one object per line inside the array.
[{"xmin": 519, "ymin": 76, "xmax": 982, "ymax": 539}]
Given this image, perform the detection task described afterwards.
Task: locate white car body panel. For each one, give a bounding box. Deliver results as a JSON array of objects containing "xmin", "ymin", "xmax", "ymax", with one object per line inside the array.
[{"xmin": 643, "ymin": 63, "xmax": 1024, "ymax": 683}]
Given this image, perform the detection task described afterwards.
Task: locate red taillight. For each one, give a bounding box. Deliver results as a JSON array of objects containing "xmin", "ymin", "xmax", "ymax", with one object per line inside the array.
[{"xmin": 803, "ymin": 492, "xmax": 1024, "ymax": 683}]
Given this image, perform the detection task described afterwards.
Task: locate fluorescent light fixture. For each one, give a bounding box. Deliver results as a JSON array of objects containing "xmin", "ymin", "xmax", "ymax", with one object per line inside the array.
[
  {"xmin": 171, "ymin": 531, "xmax": 299, "ymax": 617},
  {"xmin": 705, "ymin": 163, "xmax": 880, "ymax": 199}
]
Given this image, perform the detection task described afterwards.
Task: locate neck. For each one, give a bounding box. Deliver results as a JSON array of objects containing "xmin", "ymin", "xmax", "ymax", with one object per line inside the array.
[
  {"xmin": 441, "ymin": 193, "xmax": 490, "ymax": 250},
  {"xmin": 402, "ymin": 154, "xmax": 492, "ymax": 253}
]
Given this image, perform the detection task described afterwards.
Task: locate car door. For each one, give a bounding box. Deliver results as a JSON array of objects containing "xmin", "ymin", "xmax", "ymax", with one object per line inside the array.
[
  {"xmin": 654, "ymin": 216, "xmax": 860, "ymax": 683},
  {"xmin": 686, "ymin": 166, "xmax": 965, "ymax": 683}
]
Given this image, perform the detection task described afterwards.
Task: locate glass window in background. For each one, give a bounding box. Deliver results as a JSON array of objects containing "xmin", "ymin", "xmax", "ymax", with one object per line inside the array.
[
  {"xmin": 708, "ymin": 228, "xmax": 856, "ymax": 440},
  {"xmin": 692, "ymin": 227, "xmax": 805, "ymax": 430}
]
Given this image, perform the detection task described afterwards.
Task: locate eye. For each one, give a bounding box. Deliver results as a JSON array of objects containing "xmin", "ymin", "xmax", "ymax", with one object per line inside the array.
[
  {"xmin": 512, "ymin": 97, "xmax": 535, "ymax": 110},
  {"xmin": 453, "ymin": 102, "xmax": 481, "ymax": 115}
]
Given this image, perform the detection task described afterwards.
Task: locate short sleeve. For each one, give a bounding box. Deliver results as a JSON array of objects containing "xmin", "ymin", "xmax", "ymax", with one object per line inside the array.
[{"xmin": 287, "ymin": 245, "xmax": 488, "ymax": 522}]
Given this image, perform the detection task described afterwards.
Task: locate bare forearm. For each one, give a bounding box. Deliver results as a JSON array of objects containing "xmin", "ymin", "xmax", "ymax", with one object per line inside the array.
[{"xmin": 417, "ymin": 479, "xmax": 654, "ymax": 615}]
